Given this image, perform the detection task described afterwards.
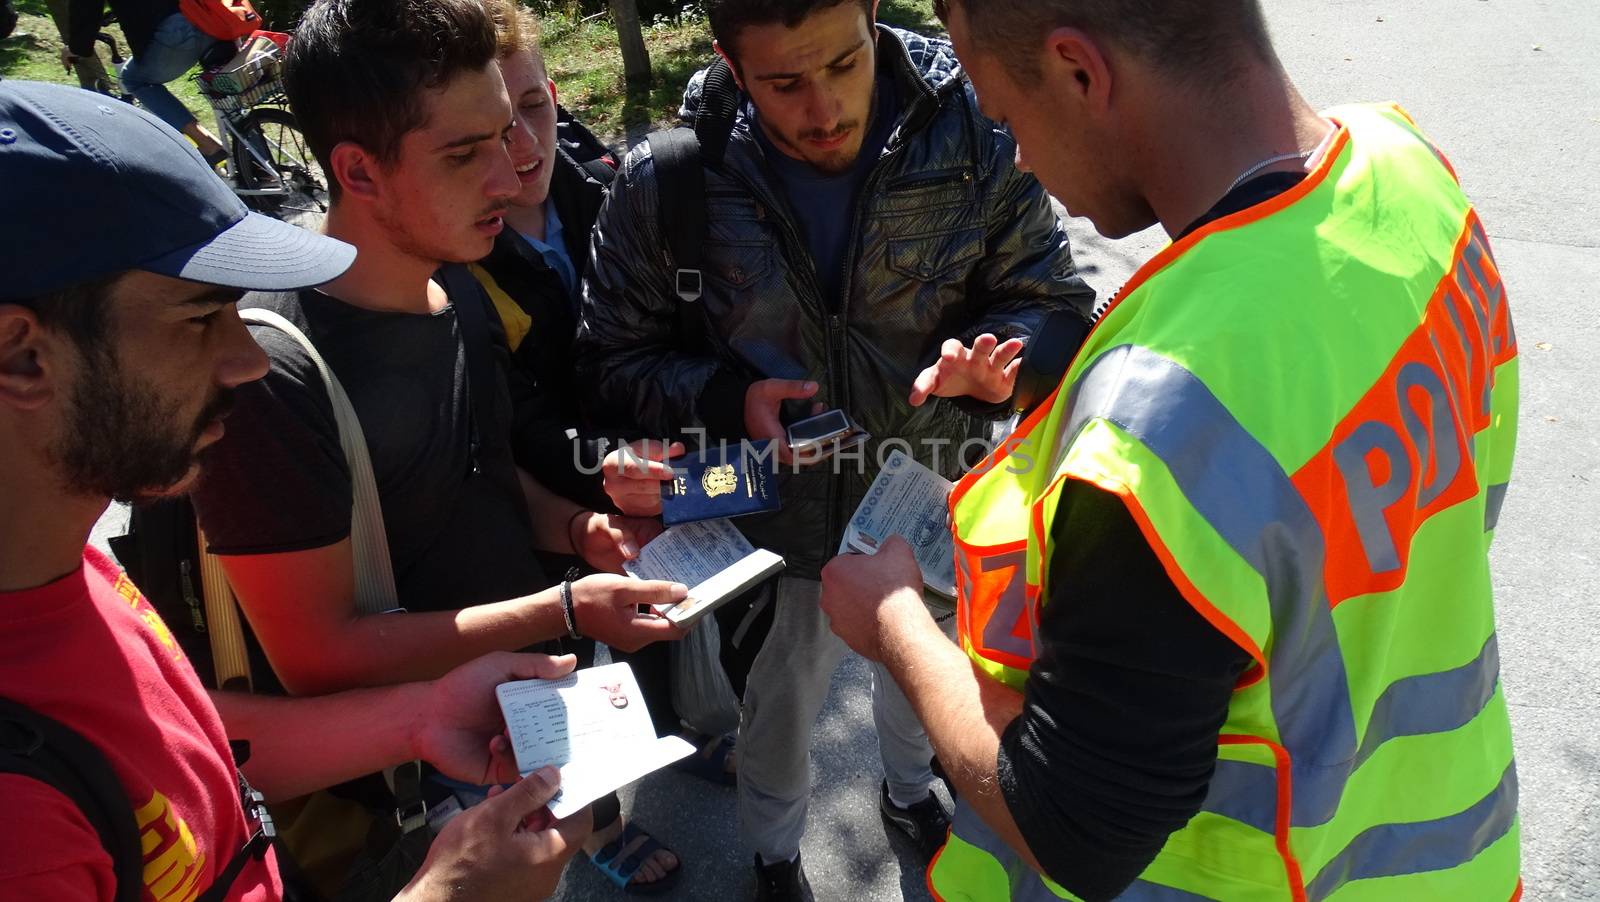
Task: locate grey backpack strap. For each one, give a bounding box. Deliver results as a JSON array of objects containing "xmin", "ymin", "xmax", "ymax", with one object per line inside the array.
[{"xmin": 238, "ymin": 308, "xmax": 398, "ymax": 615}]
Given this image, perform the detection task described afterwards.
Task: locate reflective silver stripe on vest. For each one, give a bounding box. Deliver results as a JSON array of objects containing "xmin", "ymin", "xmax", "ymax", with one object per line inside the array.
[
  {"xmin": 1485, "ymin": 482, "xmax": 1509, "ymax": 531},
  {"xmin": 1056, "ymin": 346, "xmax": 1507, "ymax": 839},
  {"xmin": 1056, "ymin": 345, "xmax": 1355, "ymax": 827},
  {"xmin": 1305, "ymin": 759, "xmax": 1518, "ymax": 901},
  {"xmin": 1353, "ymin": 632, "xmax": 1501, "ymax": 771},
  {"xmin": 948, "ymin": 803, "xmax": 1063, "ymax": 902},
  {"xmin": 1201, "ymin": 759, "xmax": 1278, "ymax": 836},
  {"xmin": 1203, "ymin": 631, "xmax": 1505, "ymax": 839},
  {"xmin": 949, "ymin": 803, "xmax": 1220, "ymax": 902}
]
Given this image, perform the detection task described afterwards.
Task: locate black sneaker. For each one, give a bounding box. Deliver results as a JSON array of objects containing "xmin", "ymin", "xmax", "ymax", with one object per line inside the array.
[
  {"xmin": 879, "ymin": 780, "xmax": 953, "ymax": 862},
  {"xmin": 754, "ymin": 852, "xmax": 815, "ymax": 902}
]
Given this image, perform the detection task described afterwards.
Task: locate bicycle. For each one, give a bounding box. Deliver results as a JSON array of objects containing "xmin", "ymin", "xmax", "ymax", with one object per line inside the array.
[{"xmin": 192, "ymin": 37, "xmax": 327, "ymax": 216}]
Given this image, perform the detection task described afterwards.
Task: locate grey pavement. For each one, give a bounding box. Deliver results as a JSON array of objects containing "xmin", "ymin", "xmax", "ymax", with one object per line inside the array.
[{"xmin": 83, "ymin": 1, "xmax": 1599, "ymax": 898}]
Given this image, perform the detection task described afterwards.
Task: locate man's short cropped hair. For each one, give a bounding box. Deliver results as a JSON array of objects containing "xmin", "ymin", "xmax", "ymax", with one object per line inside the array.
[
  {"xmin": 706, "ymin": 0, "xmax": 873, "ymax": 60},
  {"xmin": 285, "ymin": 0, "xmax": 499, "ymax": 195},
  {"xmin": 937, "ymin": 0, "xmax": 1274, "ymax": 86},
  {"xmin": 13, "ymin": 274, "xmax": 120, "ymax": 353},
  {"xmin": 484, "ymin": 0, "xmax": 543, "ymax": 61}
]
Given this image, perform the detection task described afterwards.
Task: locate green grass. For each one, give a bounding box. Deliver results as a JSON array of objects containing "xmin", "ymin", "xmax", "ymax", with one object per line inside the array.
[
  {"xmin": 539, "ymin": 0, "xmax": 940, "ymax": 144},
  {"xmin": 0, "ymin": 0, "xmax": 940, "ymax": 146},
  {"xmin": 539, "ymin": 8, "xmax": 714, "ymax": 143},
  {"xmin": 1, "ymin": 0, "xmax": 211, "ymax": 122}
]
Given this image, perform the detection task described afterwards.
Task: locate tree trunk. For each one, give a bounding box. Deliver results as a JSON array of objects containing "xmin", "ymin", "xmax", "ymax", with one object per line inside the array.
[{"xmin": 609, "ymin": 0, "xmax": 652, "ymax": 85}]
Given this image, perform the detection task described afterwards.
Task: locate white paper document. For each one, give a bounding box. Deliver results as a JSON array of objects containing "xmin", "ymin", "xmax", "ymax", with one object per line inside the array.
[
  {"xmin": 624, "ymin": 518, "xmax": 785, "ymax": 626},
  {"xmin": 840, "ymin": 450, "xmax": 957, "ymax": 598},
  {"xmin": 496, "ymin": 663, "xmax": 695, "ymax": 819}
]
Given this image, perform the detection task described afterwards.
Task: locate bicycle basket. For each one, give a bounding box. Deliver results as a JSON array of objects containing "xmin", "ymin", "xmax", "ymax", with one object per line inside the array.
[{"xmin": 199, "ymin": 39, "xmax": 281, "ymax": 97}]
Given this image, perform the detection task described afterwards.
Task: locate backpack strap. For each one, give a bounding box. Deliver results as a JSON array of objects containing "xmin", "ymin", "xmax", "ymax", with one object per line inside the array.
[
  {"xmin": 437, "ymin": 263, "xmax": 522, "ymax": 511},
  {"xmin": 238, "ymin": 308, "xmax": 399, "ymax": 616},
  {"xmin": 645, "ymin": 56, "xmax": 743, "ymax": 354},
  {"xmin": 693, "ymin": 58, "xmax": 740, "ymax": 165},
  {"xmin": 0, "ymin": 698, "xmax": 143, "ymax": 902},
  {"xmin": 647, "ymin": 126, "xmax": 709, "ymax": 306},
  {"xmin": 238, "ymin": 308, "xmax": 429, "ymax": 835}
]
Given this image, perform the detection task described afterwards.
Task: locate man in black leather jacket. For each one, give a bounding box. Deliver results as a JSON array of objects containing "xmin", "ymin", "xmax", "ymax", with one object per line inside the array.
[{"xmin": 577, "ymin": 2, "xmax": 1095, "ymax": 898}]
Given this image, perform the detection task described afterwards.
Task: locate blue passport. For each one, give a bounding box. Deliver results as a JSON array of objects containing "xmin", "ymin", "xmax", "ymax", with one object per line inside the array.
[{"xmin": 661, "ymin": 442, "xmax": 782, "ymax": 526}]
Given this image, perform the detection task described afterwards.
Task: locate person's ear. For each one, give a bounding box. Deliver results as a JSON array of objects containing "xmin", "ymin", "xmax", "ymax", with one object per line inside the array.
[
  {"xmin": 869, "ymin": 0, "xmax": 880, "ymax": 28},
  {"xmin": 329, "ymin": 140, "xmax": 382, "ymax": 202},
  {"xmin": 547, "ymin": 77, "xmax": 558, "ymax": 107},
  {"xmin": 712, "ymin": 41, "xmax": 745, "ymax": 92},
  {"xmin": 1045, "ymin": 27, "xmax": 1112, "ymax": 113},
  {"xmin": 0, "ymin": 306, "xmax": 58, "ymax": 412}
]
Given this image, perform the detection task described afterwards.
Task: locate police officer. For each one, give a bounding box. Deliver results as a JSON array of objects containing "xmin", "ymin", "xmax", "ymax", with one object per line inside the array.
[{"xmin": 820, "ymin": 2, "xmax": 1521, "ymax": 900}]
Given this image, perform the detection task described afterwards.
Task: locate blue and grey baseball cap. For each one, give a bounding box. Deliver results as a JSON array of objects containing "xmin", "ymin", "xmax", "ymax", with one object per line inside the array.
[{"xmin": 0, "ymin": 79, "xmax": 354, "ymax": 301}]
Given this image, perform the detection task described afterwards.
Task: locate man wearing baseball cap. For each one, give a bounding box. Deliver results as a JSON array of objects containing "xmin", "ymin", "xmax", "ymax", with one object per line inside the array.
[{"xmin": 0, "ymin": 79, "xmax": 588, "ymax": 901}]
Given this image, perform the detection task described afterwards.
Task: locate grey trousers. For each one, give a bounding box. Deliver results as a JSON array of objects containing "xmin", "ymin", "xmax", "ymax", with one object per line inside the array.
[{"xmin": 738, "ymin": 575, "xmax": 958, "ymax": 863}]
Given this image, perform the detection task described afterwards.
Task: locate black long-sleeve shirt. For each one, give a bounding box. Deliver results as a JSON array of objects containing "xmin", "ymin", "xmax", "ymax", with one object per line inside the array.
[
  {"xmin": 67, "ymin": 0, "xmax": 176, "ymax": 57},
  {"xmin": 995, "ymin": 172, "xmax": 1305, "ymax": 900}
]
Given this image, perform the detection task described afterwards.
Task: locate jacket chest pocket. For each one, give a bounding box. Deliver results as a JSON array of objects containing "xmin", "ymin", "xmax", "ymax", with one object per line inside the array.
[
  {"xmin": 886, "ymin": 227, "xmax": 984, "ymax": 283},
  {"xmin": 701, "ymin": 241, "xmax": 772, "ymax": 292},
  {"xmin": 875, "ymin": 167, "xmax": 976, "ymax": 217}
]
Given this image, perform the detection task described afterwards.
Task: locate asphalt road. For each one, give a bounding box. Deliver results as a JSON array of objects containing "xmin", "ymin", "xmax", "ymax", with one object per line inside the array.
[{"xmin": 84, "ymin": 1, "xmax": 1599, "ymax": 898}]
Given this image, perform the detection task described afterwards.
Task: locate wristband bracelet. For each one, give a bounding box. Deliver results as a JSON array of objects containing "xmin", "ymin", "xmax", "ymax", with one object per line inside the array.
[
  {"xmin": 565, "ymin": 509, "xmax": 590, "ymax": 556},
  {"xmin": 560, "ymin": 578, "xmax": 582, "ymax": 640}
]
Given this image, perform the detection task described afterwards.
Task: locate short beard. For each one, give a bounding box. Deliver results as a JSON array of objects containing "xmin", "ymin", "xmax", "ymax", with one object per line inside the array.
[
  {"xmin": 767, "ymin": 120, "xmax": 863, "ymax": 175},
  {"xmin": 48, "ymin": 342, "xmax": 231, "ymax": 503},
  {"xmin": 374, "ymin": 197, "xmax": 501, "ymax": 265}
]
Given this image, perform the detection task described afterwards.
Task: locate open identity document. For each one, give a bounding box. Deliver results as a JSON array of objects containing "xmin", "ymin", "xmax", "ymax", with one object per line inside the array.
[
  {"xmin": 623, "ymin": 517, "xmax": 785, "ymax": 627},
  {"xmin": 840, "ymin": 450, "xmax": 958, "ymax": 598},
  {"xmin": 496, "ymin": 663, "xmax": 695, "ymax": 819}
]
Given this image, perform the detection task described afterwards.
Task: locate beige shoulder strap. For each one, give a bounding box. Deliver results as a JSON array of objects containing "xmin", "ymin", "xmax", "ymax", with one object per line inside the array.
[
  {"xmin": 237, "ymin": 308, "xmax": 399, "ymax": 615},
  {"xmin": 195, "ymin": 308, "xmax": 402, "ymax": 691}
]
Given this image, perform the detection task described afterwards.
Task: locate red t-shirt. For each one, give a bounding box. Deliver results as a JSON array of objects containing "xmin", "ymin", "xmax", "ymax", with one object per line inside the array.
[{"xmin": 0, "ymin": 546, "xmax": 282, "ymax": 901}]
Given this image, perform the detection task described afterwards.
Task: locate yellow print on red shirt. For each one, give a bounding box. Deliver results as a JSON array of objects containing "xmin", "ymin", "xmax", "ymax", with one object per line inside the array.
[
  {"xmin": 113, "ymin": 571, "xmax": 183, "ymax": 664},
  {"xmin": 134, "ymin": 789, "xmax": 208, "ymax": 902}
]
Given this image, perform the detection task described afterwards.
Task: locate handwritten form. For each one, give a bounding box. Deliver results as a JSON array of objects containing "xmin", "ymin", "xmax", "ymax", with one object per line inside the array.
[{"xmin": 496, "ymin": 663, "xmax": 695, "ymax": 819}]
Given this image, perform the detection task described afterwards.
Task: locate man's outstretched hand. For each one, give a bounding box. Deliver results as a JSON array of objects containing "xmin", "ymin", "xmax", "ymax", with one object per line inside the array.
[{"xmin": 908, "ymin": 333, "xmax": 1025, "ymax": 408}]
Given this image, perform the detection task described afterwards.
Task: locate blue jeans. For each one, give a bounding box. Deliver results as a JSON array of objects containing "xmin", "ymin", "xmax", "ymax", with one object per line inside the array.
[{"xmin": 119, "ymin": 12, "xmax": 213, "ymax": 132}]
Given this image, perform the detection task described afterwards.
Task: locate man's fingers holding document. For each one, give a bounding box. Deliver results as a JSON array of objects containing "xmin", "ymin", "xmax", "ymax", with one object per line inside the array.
[
  {"xmin": 571, "ymin": 575, "xmax": 688, "ymax": 652},
  {"xmin": 488, "ymin": 766, "xmax": 562, "ymax": 829},
  {"xmin": 603, "ymin": 440, "xmax": 685, "ymax": 516},
  {"xmin": 399, "ymin": 766, "xmax": 588, "ymax": 902}
]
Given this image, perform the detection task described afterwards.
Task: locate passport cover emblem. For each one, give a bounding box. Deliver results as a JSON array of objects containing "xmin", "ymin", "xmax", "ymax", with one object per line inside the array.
[
  {"xmin": 702, "ymin": 464, "xmax": 738, "ymax": 498},
  {"xmin": 661, "ymin": 443, "xmax": 782, "ymax": 526}
]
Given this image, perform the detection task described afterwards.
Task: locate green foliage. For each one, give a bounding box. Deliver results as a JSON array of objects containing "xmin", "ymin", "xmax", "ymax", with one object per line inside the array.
[
  {"xmin": 0, "ymin": 0, "xmax": 938, "ymax": 147},
  {"xmin": 0, "ymin": 1, "xmax": 211, "ymax": 119}
]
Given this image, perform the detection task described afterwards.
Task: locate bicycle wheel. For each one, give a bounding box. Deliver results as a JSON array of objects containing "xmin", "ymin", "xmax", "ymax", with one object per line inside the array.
[{"xmin": 231, "ymin": 106, "xmax": 329, "ymax": 217}]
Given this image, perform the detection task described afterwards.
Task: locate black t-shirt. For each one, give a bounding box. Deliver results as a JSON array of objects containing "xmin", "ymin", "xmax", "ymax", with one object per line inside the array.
[
  {"xmin": 995, "ymin": 172, "xmax": 1305, "ymax": 900},
  {"xmin": 191, "ymin": 284, "xmax": 549, "ymax": 613}
]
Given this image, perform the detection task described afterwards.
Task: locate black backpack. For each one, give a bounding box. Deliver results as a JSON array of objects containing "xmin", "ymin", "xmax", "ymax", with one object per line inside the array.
[
  {"xmin": 0, "ymin": 698, "xmax": 277, "ymax": 902},
  {"xmin": 643, "ymin": 58, "xmax": 740, "ymax": 354},
  {"xmin": 557, "ymin": 104, "xmax": 619, "ymax": 184},
  {"xmin": 109, "ymin": 498, "xmax": 279, "ymax": 695}
]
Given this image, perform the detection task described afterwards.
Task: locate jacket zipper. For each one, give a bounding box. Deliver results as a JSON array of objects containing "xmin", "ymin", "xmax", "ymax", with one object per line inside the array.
[{"xmin": 715, "ymin": 69, "xmax": 959, "ymax": 563}]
